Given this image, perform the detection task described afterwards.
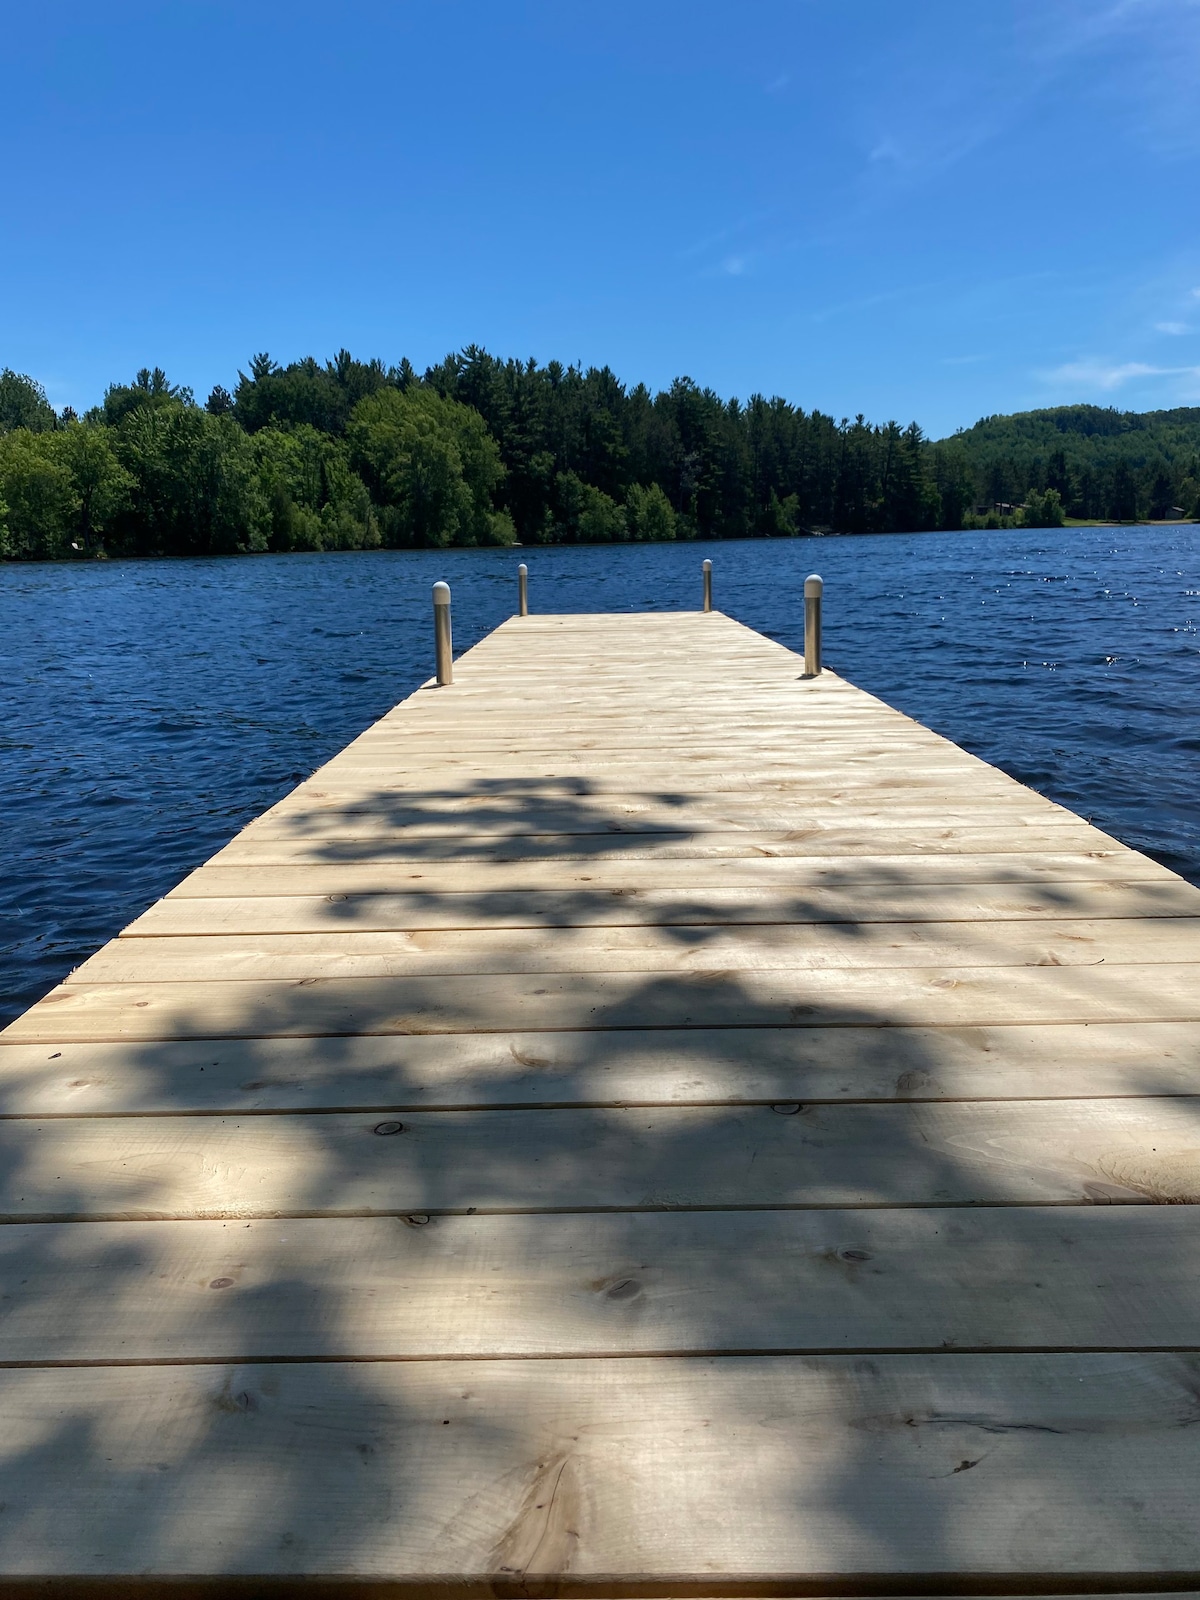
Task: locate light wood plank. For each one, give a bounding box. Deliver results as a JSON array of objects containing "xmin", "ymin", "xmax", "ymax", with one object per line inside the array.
[
  {"xmin": 240, "ymin": 799, "xmax": 1082, "ymax": 828},
  {"xmin": 0, "ymin": 1098, "xmax": 1197, "ymax": 1218},
  {"xmin": 275, "ymin": 779, "xmax": 1066, "ymax": 810},
  {"xmin": 122, "ymin": 879, "xmax": 1200, "ymax": 937},
  {"xmin": 344, "ymin": 734, "xmax": 972, "ymax": 756},
  {"xmin": 324, "ymin": 741, "xmax": 977, "ymax": 765},
  {"xmin": 211, "ymin": 824, "xmax": 1111, "ymax": 866},
  {"xmin": 10, "ymin": 960, "xmax": 1200, "ymax": 1042},
  {"xmin": 3, "ymin": 1207, "xmax": 1200, "ymax": 1361},
  {"xmin": 241, "ymin": 803, "xmax": 1077, "ymax": 840},
  {"xmin": 73, "ymin": 918, "xmax": 1200, "ymax": 982},
  {"xmin": 274, "ymin": 764, "xmax": 1051, "ymax": 788},
  {"xmin": 1, "ymin": 1355, "xmax": 1199, "ymax": 1584},
  {"xmin": 165, "ymin": 852, "xmax": 1173, "ymax": 899},
  {"xmin": 1, "ymin": 1019, "xmax": 1195, "ymax": 1114},
  {"xmin": 312, "ymin": 760, "xmax": 1006, "ymax": 785}
]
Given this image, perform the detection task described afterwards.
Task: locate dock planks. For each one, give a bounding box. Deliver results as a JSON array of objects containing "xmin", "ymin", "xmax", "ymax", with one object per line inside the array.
[{"xmin": 2, "ymin": 607, "xmax": 1200, "ymax": 1595}]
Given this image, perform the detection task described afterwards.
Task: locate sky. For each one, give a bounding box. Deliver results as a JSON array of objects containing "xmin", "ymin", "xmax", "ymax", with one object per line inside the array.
[{"xmin": 3, "ymin": 0, "xmax": 1200, "ymax": 437}]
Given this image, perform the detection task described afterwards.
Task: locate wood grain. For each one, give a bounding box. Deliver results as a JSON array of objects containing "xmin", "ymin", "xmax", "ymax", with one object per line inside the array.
[
  {"xmin": 1, "ymin": 1019, "xmax": 1195, "ymax": 1114},
  {"xmin": 0, "ymin": 1355, "xmax": 1199, "ymax": 1585},
  {"xmin": 0, "ymin": 1098, "xmax": 1198, "ymax": 1219},
  {"xmin": 11, "ymin": 961, "xmax": 1199, "ymax": 1041},
  {"xmin": 122, "ymin": 879, "xmax": 1200, "ymax": 936},
  {"xmin": 163, "ymin": 852, "xmax": 1174, "ymax": 899},
  {"xmin": 1, "ymin": 1206, "xmax": 1199, "ymax": 1361},
  {"xmin": 73, "ymin": 917, "xmax": 1200, "ymax": 982}
]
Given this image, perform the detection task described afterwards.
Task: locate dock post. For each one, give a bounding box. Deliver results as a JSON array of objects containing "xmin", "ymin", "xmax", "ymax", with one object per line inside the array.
[
  {"xmin": 433, "ymin": 581, "xmax": 453, "ymax": 685},
  {"xmin": 803, "ymin": 573, "xmax": 823, "ymax": 677},
  {"xmin": 702, "ymin": 558, "xmax": 712, "ymax": 613},
  {"xmin": 518, "ymin": 563, "xmax": 529, "ymax": 616}
]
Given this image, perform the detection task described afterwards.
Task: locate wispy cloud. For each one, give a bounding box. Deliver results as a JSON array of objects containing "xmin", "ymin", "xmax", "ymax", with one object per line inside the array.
[
  {"xmin": 1043, "ymin": 359, "xmax": 1163, "ymax": 390},
  {"xmin": 1026, "ymin": 0, "xmax": 1200, "ymax": 153},
  {"xmin": 807, "ymin": 279, "xmax": 943, "ymax": 326},
  {"xmin": 1040, "ymin": 356, "xmax": 1200, "ymax": 391},
  {"xmin": 721, "ymin": 256, "xmax": 748, "ymax": 277},
  {"xmin": 1029, "ymin": 0, "xmax": 1163, "ymax": 62},
  {"xmin": 764, "ymin": 73, "xmax": 790, "ymax": 94},
  {"xmin": 868, "ymin": 136, "xmax": 905, "ymax": 166},
  {"xmin": 855, "ymin": 0, "xmax": 1200, "ymax": 202},
  {"xmin": 676, "ymin": 207, "xmax": 781, "ymax": 269},
  {"xmin": 1156, "ymin": 320, "xmax": 1191, "ymax": 334}
]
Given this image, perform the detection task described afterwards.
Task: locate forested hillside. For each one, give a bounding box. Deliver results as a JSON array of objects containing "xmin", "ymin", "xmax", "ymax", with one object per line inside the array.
[
  {"xmin": 1, "ymin": 351, "xmax": 1197, "ymax": 560},
  {"xmin": 947, "ymin": 404, "xmax": 1200, "ymax": 524}
]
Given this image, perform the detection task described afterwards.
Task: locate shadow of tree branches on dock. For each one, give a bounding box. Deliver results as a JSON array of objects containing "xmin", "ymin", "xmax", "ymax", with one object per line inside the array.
[{"xmin": 1, "ymin": 744, "xmax": 1200, "ymax": 1590}]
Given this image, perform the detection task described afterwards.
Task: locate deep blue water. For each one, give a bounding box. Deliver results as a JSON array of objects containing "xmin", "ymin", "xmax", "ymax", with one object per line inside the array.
[{"xmin": 2, "ymin": 527, "xmax": 1198, "ymax": 1025}]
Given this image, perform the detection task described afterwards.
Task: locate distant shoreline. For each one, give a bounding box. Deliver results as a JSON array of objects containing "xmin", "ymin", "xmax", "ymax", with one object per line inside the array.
[{"xmin": 4, "ymin": 358, "xmax": 1199, "ymax": 561}]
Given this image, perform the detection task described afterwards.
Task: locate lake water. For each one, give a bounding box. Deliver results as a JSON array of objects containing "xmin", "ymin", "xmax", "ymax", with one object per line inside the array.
[{"xmin": 2, "ymin": 527, "xmax": 1197, "ymax": 1025}]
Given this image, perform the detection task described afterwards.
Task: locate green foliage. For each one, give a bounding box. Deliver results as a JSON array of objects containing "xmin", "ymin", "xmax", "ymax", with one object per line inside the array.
[
  {"xmin": 253, "ymin": 425, "xmax": 379, "ymax": 552},
  {"xmin": 757, "ymin": 490, "xmax": 800, "ymax": 537},
  {"xmin": 5, "ymin": 348, "xmax": 1198, "ymax": 562},
  {"xmin": 348, "ymin": 387, "xmax": 505, "ymax": 547},
  {"xmin": 56, "ymin": 424, "xmax": 134, "ymax": 550},
  {"xmin": 0, "ymin": 370, "xmax": 57, "ymax": 434},
  {"xmin": 100, "ymin": 368, "xmax": 193, "ymax": 427},
  {"xmin": 926, "ymin": 442, "xmax": 975, "ymax": 531},
  {"xmin": 625, "ymin": 481, "xmax": 677, "ymax": 541},
  {"xmin": 0, "ymin": 431, "xmax": 79, "ymax": 558},
  {"xmin": 1021, "ymin": 486, "xmax": 1066, "ymax": 528},
  {"xmin": 950, "ymin": 404, "xmax": 1200, "ymax": 521},
  {"xmin": 879, "ymin": 422, "xmax": 941, "ymax": 532},
  {"xmin": 234, "ymin": 350, "xmax": 390, "ymax": 435},
  {"xmin": 0, "ymin": 424, "xmax": 136, "ymax": 558},
  {"xmin": 110, "ymin": 403, "xmax": 266, "ymax": 555},
  {"xmin": 551, "ymin": 472, "xmax": 627, "ymax": 542}
]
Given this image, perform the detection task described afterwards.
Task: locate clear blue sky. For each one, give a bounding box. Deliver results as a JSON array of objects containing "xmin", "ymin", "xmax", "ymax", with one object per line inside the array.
[{"xmin": 4, "ymin": 0, "xmax": 1199, "ymax": 437}]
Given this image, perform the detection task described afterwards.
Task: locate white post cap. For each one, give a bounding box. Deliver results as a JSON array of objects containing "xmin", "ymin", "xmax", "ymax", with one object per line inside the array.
[
  {"xmin": 702, "ymin": 558, "xmax": 712, "ymax": 572},
  {"xmin": 518, "ymin": 563, "xmax": 528, "ymax": 576},
  {"xmin": 432, "ymin": 581, "xmax": 451, "ymax": 606},
  {"xmin": 804, "ymin": 573, "xmax": 823, "ymax": 597}
]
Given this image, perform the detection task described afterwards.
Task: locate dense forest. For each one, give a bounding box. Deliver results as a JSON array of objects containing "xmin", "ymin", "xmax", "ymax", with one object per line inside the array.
[{"xmin": 1, "ymin": 350, "xmax": 1197, "ymax": 559}]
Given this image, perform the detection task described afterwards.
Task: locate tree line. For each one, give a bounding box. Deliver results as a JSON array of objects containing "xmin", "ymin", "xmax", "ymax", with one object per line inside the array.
[
  {"xmin": 1, "ymin": 351, "xmax": 1197, "ymax": 560},
  {"xmin": 947, "ymin": 403, "xmax": 1200, "ymax": 527}
]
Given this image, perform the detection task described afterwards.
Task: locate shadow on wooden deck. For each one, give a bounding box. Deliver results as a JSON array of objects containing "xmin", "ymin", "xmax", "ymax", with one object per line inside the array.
[{"xmin": 1, "ymin": 779, "xmax": 1199, "ymax": 1594}]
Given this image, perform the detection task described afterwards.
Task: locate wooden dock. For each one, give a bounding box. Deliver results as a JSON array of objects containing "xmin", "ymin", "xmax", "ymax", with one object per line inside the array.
[{"xmin": 3, "ymin": 605, "xmax": 1200, "ymax": 1596}]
